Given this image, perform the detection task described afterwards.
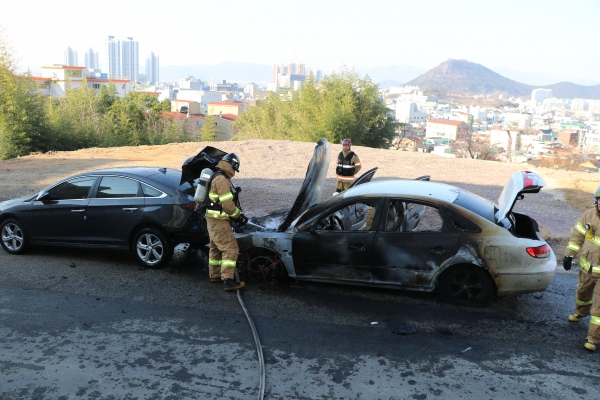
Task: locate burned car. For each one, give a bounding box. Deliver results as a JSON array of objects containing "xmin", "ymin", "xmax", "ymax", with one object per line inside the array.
[
  {"xmin": 0, "ymin": 146, "xmax": 229, "ymax": 268},
  {"xmin": 235, "ymin": 139, "xmax": 556, "ymax": 305}
]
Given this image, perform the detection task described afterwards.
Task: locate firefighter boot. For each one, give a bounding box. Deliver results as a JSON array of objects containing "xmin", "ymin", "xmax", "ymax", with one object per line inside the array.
[
  {"xmin": 224, "ymin": 279, "xmax": 245, "ymax": 291},
  {"xmin": 584, "ymin": 341, "xmax": 597, "ymax": 352},
  {"xmin": 210, "ymin": 277, "xmax": 221, "ymax": 283},
  {"xmin": 568, "ymin": 314, "xmax": 584, "ymax": 322}
]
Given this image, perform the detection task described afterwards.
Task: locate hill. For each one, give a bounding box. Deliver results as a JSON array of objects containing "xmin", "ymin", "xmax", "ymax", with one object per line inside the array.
[{"xmin": 407, "ymin": 59, "xmax": 600, "ymax": 99}]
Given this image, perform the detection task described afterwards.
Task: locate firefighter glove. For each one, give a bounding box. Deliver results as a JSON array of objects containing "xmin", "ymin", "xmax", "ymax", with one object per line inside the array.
[
  {"xmin": 563, "ymin": 256, "xmax": 573, "ymax": 271},
  {"xmin": 237, "ymin": 214, "xmax": 248, "ymax": 226}
]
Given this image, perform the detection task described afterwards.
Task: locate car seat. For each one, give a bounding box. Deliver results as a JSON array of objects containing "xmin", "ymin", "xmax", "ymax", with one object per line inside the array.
[{"xmin": 385, "ymin": 202, "xmax": 405, "ymax": 232}]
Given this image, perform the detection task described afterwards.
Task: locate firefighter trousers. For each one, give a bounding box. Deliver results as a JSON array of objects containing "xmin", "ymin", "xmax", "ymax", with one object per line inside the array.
[
  {"xmin": 574, "ymin": 268, "xmax": 600, "ymax": 344},
  {"xmin": 206, "ymin": 217, "xmax": 239, "ymax": 281},
  {"xmin": 335, "ymin": 179, "xmax": 353, "ymax": 192}
]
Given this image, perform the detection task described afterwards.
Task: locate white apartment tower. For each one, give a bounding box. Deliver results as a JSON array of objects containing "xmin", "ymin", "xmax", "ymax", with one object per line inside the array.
[
  {"xmin": 145, "ymin": 52, "xmax": 159, "ymax": 85},
  {"xmin": 106, "ymin": 36, "xmax": 121, "ymax": 78},
  {"xmin": 64, "ymin": 46, "xmax": 78, "ymax": 66},
  {"xmin": 84, "ymin": 48, "xmax": 99, "ymax": 70},
  {"xmin": 531, "ymin": 88, "xmax": 553, "ymax": 103},
  {"xmin": 122, "ymin": 37, "xmax": 139, "ymax": 83}
]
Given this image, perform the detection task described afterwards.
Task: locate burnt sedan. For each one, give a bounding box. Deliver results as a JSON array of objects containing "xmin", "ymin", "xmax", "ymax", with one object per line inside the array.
[
  {"xmin": 236, "ymin": 139, "xmax": 556, "ymax": 305},
  {"xmin": 0, "ymin": 146, "xmax": 230, "ymax": 268}
]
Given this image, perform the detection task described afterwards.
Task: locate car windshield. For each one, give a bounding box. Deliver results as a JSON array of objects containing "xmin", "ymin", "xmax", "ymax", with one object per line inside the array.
[{"xmin": 452, "ymin": 189, "xmax": 496, "ymax": 223}]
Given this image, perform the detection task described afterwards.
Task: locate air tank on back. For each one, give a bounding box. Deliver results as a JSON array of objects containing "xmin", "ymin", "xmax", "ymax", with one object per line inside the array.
[{"xmin": 194, "ymin": 168, "xmax": 215, "ymax": 204}]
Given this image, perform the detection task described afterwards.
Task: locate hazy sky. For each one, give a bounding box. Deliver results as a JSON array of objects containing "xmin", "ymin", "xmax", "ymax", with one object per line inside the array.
[{"xmin": 1, "ymin": 0, "xmax": 598, "ymax": 82}]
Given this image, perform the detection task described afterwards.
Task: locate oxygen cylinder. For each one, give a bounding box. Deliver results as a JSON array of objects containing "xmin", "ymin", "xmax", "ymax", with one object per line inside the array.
[{"xmin": 194, "ymin": 168, "xmax": 214, "ymax": 204}]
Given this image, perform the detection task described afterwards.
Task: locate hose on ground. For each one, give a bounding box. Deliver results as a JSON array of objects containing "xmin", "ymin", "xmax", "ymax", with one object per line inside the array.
[{"xmin": 235, "ymin": 270, "xmax": 265, "ymax": 400}]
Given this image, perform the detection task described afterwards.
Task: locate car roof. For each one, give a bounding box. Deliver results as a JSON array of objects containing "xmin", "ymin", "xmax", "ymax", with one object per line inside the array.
[
  {"xmin": 76, "ymin": 167, "xmax": 183, "ymax": 189},
  {"xmin": 340, "ymin": 179, "xmax": 461, "ymax": 204}
]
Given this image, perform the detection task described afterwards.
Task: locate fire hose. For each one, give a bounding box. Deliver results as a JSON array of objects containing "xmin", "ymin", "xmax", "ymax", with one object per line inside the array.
[{"xmin": 235, "ymin": 270, "xmax": 265, "ymax": 400}]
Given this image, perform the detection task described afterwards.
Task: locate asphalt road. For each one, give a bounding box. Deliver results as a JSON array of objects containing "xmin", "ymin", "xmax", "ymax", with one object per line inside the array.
[{"xmin": 1, "ymin": 245, "xmax": 599, "ymax": 400}]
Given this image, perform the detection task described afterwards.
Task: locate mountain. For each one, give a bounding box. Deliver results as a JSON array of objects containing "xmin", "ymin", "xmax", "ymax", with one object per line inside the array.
[
  {"xmin": 406, "ymin": 59, "xmax": 600, "ymax": 99},
  {"xmin": 160, "ymin": 62, "xmax": 271, "ymax": 83},
  {"xmin": 357, "ymin": 65, "xmax": 427, "ymax": 85},
  {"xmin": 407, "ymin": 59, "xmax": 532, "ymax": 96}
]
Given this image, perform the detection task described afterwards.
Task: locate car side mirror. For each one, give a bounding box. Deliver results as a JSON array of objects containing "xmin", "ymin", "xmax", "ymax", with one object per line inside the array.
[{"xmin": 36, "ymin": 191, "xmax": 57, "ymax": 202}]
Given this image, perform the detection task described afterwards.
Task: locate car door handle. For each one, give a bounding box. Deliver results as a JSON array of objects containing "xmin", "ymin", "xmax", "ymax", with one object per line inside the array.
[
  {"xmin": 123, "ymin": 208, "xmax": 138, "ymax": 212},
  {"xmin": 71, "ymin": 209, "xmax": 85, "ymax": 213},
  {"xmin": 350, "ymin": 243, "xmax": 367, "ymax": 252},
  {"xmin": 429, "ymin": 246, "xmax": 446, "ymax": 255}
]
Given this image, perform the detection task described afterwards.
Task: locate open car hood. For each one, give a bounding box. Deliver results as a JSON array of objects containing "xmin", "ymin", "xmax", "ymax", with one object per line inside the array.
[
  {"xmin": 278, "ymin": 139, "xmax": 331, "ymax": 232},
  {"xmin": 180, "ymin": 146, "xmax": 228, "ymax": 186},
  {"xmin": 496, "ymin": 171, "xmax": 546, "ymax": 222}
]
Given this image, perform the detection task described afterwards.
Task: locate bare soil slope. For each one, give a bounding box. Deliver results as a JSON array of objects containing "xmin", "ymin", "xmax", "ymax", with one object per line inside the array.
[{"xmin": 1, "ymin": 140, "xmax": 598, "ymax": 252}]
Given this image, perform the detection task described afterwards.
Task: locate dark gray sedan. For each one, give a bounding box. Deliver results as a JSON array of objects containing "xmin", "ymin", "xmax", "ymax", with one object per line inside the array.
[{"xmin": 0, "ymin": 167, "xmax": 205, "ymax": 268}]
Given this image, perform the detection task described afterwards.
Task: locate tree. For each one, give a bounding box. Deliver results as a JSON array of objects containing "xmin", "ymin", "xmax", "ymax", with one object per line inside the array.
[
  {"xmin": 233, "ymin": 67, "xmax": 398, "ymax": 148},
  {"xmin": 199, "ymin": 115, "xmax": 218, "ymax": 141},
  {"xmin": 0, "ymin": 28, "xmax": 51, "ymax": 159}
]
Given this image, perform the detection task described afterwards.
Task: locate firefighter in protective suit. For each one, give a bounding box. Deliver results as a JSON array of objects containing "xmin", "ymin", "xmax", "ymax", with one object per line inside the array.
[
  {"xmin": 205, "ymin": 153, "xmax": 248, "ymax": 291},
  {"xmin": 335, "ymin": 138, "xmax": 362, "ymax": 193},
  {"xmin": 563, "ymin": 186, "xmax": 600, "ymax": 351}
]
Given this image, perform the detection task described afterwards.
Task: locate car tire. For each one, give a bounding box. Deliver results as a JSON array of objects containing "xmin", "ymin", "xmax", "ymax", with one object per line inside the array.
[
  {"xmin": 133, "ymin": 228, "xmax": 173, "ymax": 269},
  {"xmin": 0, "ymin": 218, "xmax": 30, "ymax": 254},
  {"xmin": 437, "ymin": 265, "xmax": 494, "ymax": 306}
]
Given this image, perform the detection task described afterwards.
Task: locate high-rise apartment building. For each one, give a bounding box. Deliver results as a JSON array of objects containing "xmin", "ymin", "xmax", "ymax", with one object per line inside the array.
[
  {"xmin": 145, "ymin": 52, "xmax": 159, "ymax": 85},
  {"xmin": 122, "ymin": 37, "xmax": 139, "ymax": 83},
  {"xmin": 84, "ymin": 48, "xmax": 99, "ymax": 70},
  {"xmin": 106, "ymin": 36, "xmax": 121, "ymax": 78},
  {"xmin": 531, "ymin": 88, "xmax": 553, "ymax": 103},
  {"xmin": 64, "ymin": 46, "xmax": 78, "ymax": 66}
]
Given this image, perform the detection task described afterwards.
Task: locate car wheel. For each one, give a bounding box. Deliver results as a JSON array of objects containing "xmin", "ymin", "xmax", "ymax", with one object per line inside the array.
[
  {"xmin": 240, "ymin": 249, "xmax": 288, "ymax": 285},
  {"xmin": 133, "ymin": 228, "xmax": 173, "ymax": 269},
  {"xmin": 0, "ymin": 218, "xmax": 29, "ymax": 254},
  {"xmin": 437, "ymin": 266, "xmax": 493, "ymax": 306}
]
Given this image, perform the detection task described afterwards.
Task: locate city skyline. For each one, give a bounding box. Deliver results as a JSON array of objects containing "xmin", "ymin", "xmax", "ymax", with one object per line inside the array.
[{"xmin": 0, "ymin": 0, "xmax": 598, "ymax": 85}]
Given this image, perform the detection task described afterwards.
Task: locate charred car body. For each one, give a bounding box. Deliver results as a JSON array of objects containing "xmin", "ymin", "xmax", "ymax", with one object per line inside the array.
[{"xmin": 235, "ymin": 139, "xmax": 556, "ymax": 305}]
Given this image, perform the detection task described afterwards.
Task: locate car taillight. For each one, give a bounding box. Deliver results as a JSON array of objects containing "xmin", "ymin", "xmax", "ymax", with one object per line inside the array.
[
  {"xmin": 179, "ymin": 201, "xmax": 196, "ymax": 212},
  {"xmin": 526, "ymin": 244, "xmax": 550, "ymax": 258}
]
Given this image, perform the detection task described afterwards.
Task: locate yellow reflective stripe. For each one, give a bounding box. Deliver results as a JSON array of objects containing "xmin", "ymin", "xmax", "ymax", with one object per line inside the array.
[
  {"xmin": 589, "ymin": 236, "xmax": 600, "ymax": 247},
  {"xmin": 579, "ymin": 257, "xmax": 600, "ymax": 273},
  {"xmin": 567, "ymin": 242, "xmax": 581, "ymax": 251},
  {"xmin": 591, "ymin": 316, "xmax": 600, "ymax": 326},
  {"xmin": 575, "ymin": 222, "xmax": 586, "ymax": 235},
  {"xmin": 208, "ymin": 192, "xmax": 219, "ymax": 201},
  {"xmin": 208, "ymin": 258, "xmax": 221, "ymax": 266},
  {"xmin": 229, "ymin": 208, "xmax": 241, "ymax": 218},
  {"xmin": 576, "ymin": 298, "xmax": 593, "ymax": 306},
  {"xmin": 219, "ymin": 192, "xmax": 234, "ymax": 202},
  {"xmin": 206, "ymin": 210, "xmax": 229, "ymax": 218},
  {"xmin": 221, "ymin": 259, "xmax": 237, "ymax": 267},
  {"xmin": 336, "ymin": 175, "xmax": 355, "ymax": 181}
]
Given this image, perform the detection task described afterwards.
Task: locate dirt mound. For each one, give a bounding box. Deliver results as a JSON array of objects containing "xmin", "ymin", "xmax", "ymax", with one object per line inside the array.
[{"xmin": 1, "ymin": 140, "xmax": 598, "ymax": 240}]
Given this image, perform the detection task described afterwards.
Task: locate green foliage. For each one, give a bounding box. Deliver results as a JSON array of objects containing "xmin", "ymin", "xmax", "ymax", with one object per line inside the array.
[
  {"xmin": 199, "ymin": 115, "xmax": 218, "ymax": 142},
  {"xmin": 233, "ymin": 67, "xmax": 398, "ymax": 148}
]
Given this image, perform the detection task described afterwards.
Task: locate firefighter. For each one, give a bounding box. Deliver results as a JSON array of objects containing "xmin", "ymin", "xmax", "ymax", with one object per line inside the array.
[
  {"xmin": 563, "ymin": 186, "xmax": 600, "ymax": 351},
  {"xmin": 205, "ymin": 153, "xmax": 248, "ymax": 291},
  {"xmin": 335, "ymin": 138, "xmax": 362, "ymax": 193}
]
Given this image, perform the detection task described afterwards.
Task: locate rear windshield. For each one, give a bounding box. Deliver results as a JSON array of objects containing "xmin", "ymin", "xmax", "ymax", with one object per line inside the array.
[{"xmin": 452, "ymin": 189, "xmax": 496, "ymax": 223}]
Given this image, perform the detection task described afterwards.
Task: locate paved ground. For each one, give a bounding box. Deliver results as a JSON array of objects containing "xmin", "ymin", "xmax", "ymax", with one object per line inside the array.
[{"xmin": 1, "ymin": 245, "xmax": 600, "ymax": 400}]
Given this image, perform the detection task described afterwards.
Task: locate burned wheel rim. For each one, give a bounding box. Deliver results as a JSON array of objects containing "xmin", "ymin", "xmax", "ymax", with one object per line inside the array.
[
  {"xmin": 136, "ymin": 232, "xmax": 164, "ymax": 267},
  {"xmin": 448, "ymin": 271, "xmax": 483, "ymax": 300},
  {"xmin": 439, "ymin": 266, "xmax": 493, "ymax": 306},
  {"xmin": 249, "ymin": 256, "xmax": 285, "ymax": 282},
  {"xmin": 1, "ymin": 222, "xmax": 25, "ymax": 252}
]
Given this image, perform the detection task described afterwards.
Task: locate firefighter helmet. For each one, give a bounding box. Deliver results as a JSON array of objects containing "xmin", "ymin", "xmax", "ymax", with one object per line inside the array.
[{"xmin": 222, "ymin": 153, "xmax": 240, "ymax": 172}]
